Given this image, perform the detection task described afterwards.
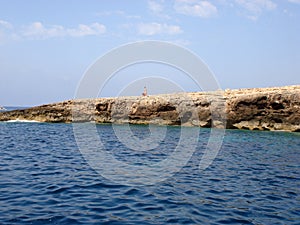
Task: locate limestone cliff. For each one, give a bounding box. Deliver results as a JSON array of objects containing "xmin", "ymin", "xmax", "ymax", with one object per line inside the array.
[{"xmin": 0, "ymin": 85, "xmax": 299, "ymax": 132}]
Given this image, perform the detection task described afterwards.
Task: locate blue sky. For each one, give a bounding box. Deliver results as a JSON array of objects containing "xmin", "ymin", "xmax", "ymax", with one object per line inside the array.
[{"xmin": 0, "ymin": 0, "xmax": 299, "ymax": 106}]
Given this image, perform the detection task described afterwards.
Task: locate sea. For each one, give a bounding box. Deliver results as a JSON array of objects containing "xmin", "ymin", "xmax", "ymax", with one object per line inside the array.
[{"xmin": 0, "ymin": 120, "xmax": 299, "ymax": 224}]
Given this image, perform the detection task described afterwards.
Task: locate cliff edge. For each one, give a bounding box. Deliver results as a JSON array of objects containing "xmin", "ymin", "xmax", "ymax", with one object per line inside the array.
[{"xmin": 1, "ymin": 85, "xmax": 299, "ymax": 132}]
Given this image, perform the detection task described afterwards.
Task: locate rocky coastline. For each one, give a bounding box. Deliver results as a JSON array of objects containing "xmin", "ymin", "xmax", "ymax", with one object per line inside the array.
[{"xmin": 1, "ymin": 85, "xmax": 299, "ymax": 132}]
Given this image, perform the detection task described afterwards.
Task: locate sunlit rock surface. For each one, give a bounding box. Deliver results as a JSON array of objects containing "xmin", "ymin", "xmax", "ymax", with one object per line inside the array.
[{"xmin": 1, "ymin": 85, "xmax": 299, "ymax": 132}]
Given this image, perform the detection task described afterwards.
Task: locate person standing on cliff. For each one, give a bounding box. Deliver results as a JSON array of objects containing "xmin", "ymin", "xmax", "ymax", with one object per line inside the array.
[{"xmin": 142, "ymin": 86, "xmax": 148, "ymax": 96}]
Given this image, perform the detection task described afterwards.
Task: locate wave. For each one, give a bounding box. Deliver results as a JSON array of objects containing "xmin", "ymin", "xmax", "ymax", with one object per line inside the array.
[{"xmin": 5, "ymin": 119, "xmax": 42, "ymax": 123}]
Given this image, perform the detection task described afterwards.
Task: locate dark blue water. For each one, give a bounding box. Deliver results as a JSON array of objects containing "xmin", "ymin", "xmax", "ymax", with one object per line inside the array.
[{"xmin": 0, "ymin": 123, "xmax": 299, "ymax": 224}]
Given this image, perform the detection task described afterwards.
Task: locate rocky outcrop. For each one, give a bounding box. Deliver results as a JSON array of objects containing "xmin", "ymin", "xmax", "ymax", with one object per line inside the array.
[
  {"xmin": 0, "ymin": 101, "xmax": 73, "ymax": 123},
  {"xmin": 0, "ymin": 85, "xmax": 299, "ymax": 132},
  {"xmin": 225, "ymin": 86, "xmax": 300, "ymax": 132}
]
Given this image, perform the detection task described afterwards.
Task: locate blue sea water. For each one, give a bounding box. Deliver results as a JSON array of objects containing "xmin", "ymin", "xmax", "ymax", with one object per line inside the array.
[{"xmin": 0, "ymin": 122, "xmax": 299, "ymax": 224}]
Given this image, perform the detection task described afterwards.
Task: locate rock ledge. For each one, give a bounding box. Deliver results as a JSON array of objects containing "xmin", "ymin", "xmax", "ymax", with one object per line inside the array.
[{"xmin": 1, "ymin": 85, "xmax": 299, "ymax": 132}]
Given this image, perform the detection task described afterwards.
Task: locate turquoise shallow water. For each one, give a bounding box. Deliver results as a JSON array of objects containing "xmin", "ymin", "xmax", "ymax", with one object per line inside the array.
[{"xmin": 0, "ymin": 123, "xmax": 299, "ymax": 224}]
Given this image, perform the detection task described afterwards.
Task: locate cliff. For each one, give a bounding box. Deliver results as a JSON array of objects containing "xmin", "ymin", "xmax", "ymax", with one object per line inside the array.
[{"xmin": 0, "ymin": 85, "xmax": 299, "ymax": 132}]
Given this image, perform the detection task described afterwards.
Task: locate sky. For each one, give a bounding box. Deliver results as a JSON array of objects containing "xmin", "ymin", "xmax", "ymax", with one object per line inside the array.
[{"xmin": 0, "ymin": 0, "xmax": 299, "ymax": 106}]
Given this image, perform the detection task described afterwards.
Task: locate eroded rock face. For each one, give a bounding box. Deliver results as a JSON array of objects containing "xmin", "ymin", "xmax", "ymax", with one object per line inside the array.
[
  {"xmin": 225, "ymin": 86, "xmax": 300, "ymax": 132},
  {"xmin": 0, "ymin": 85, "xmax": 299, "ymax": 132}
]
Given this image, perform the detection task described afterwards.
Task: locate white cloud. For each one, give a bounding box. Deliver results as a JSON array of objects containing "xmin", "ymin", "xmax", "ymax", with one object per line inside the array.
[
  {"xmin": 174, "ymin": 0, "xmax": 218, "ymax": 18},
  {"xmin": 67, "ymin": 23, "xmax": 106, "ymax": 37},
  {"xmin": 288, "ymin": 0, "xmax": 300, "ymax": 4},
  {"xmin": 235, "ymin": 0, "xmax": 276, "ymax": 20},
  {"xmin": 96, "ymin": 10, "xmax": 125, "ymax": 16},
  {"xmin": 96, "ymin": 10, "xmax": 141, "ymax": 19},
  {"xmin": 0, "ymin": 20, "xmax": 16, "ymax": 44},
  {"xmin": 126, "ymin": 15, "xmax": 142, "ymax": 19},
  {"xmin": 0, "ymin": 20, "xmax": 13, "ymax": 29},
  {"xmin": 137, "ymin": 23, "xmax": 183, "ymax": 35},
  {"xmin": 22, "ymin": 22, "xmax": 106, "ymax": 39},
  {"xmin": 148, "ymin": 0, "xmax": 164, "ymax": 13},
  {"xmin": 148, "ymin": 0, "xmax": 171, "ymax": 19},
  {"xmin": 22, "ymin": 22, "xmax": 64, "ymax": 38}
]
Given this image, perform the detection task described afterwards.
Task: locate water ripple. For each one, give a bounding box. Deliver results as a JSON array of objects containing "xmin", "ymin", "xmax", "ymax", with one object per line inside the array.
[{"xmin": 0, "ymin": 123, "xmax": 299, "ymax": 224}]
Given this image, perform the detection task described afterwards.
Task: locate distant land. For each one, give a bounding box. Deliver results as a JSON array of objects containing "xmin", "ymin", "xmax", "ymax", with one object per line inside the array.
[
  {"xmin": 0, "ymin": 85, "xmax": 299, "ymax": 132},
  {"xmin": 0, "ymin": 106, "xmax": 29, "ymax": 111}
]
